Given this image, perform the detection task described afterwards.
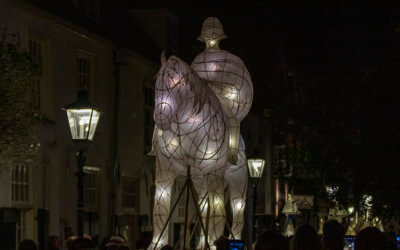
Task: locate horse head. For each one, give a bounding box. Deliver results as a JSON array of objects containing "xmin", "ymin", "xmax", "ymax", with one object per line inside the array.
[{"xmin": 154, "ymin": 53, "xmax": 207, "ymax": 131}]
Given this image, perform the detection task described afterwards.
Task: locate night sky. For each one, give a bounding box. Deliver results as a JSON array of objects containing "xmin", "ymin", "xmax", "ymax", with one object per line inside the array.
[
  {"xmin": 129, "ymin": 0, "xmax": 400, "ymax": 210},
  {"xmin": 132, "ymin": 0, "xmax": 400, "ymax": 114}
]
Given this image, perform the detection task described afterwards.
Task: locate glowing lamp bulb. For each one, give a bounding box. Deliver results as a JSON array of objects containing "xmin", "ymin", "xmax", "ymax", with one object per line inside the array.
[{"xmin": 235, "ymin": 199, "xmax": 243, "ymax": 210}]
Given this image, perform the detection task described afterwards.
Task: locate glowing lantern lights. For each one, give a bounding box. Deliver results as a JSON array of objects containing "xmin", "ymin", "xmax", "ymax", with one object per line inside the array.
[
  {"xmin": 64, "ymin": 90, "xmax": 100, "ymax": 151},
  {"xmin": 247, "ymin": 159, "xmax": 265, "ymax": 178}
]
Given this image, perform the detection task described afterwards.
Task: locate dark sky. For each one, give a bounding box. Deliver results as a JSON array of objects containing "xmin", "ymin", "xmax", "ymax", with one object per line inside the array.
[{"xmin": 132, "ymin": 0, "xmax": 400, "ymax": 118}]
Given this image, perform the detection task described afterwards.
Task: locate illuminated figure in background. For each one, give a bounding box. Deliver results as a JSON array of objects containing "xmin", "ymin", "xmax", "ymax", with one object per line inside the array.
[{"xmin": 149, "ymin": 17, "xmax": 253, "ymax": 249}]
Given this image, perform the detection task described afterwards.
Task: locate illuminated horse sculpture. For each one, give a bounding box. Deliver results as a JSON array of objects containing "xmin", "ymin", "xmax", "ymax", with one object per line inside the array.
[{"xmin": 149, "ymin": 53, "xmax": 249, "ymax": 249}]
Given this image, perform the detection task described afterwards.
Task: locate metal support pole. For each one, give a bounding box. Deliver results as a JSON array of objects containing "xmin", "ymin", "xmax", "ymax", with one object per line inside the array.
[
  {"xmin": 183, "ymin": 165, "xmax": 191, "ymax": 250},
  {"xmin": 252, "ymin": 182, "xmax": 258, "ymax": 243},
  {"xmin": 76, "ymin": 151, "xmax": 86, "ymax": 237}
]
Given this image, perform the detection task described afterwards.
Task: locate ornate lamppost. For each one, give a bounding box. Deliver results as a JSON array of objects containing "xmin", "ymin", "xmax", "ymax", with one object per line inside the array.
[
  {"xmin": 64, "ymin": 90, "xmax": 101, "ymax": 237},
  {"xmin": 247, "ymin": 158, "xmax": 265, "ymax": 244}
]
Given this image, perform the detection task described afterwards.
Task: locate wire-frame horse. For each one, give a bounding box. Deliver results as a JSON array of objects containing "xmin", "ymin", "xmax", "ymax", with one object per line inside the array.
[{"xmin": 149, "ymin": 54, "xmax": 247, "ymax": 249}]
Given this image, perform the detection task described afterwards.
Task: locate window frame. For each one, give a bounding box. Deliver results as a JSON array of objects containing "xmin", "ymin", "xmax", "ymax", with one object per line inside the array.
[
  {"xmin": 11, "ymin": 162, "xmax": 31, "ymax": 207},
  {"xmin": 121, "ymin": 174, "xmax": 138, "ymax": 211},
  {"xmin": 75, "ymin": 49, "xmax": 96, "ymax": 100},
  {"xmin": 83, "ymin": 166, "xmax": 100, "ymax": 210},
  {"xmin": 28, "ymin": 28, "xmax": 54, "ymax": 120}
]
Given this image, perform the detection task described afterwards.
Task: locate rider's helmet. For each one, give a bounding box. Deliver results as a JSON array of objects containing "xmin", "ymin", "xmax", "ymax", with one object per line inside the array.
[{"xmin": 197, "ymin": 17, "xmax": 227, "ymax": 48}]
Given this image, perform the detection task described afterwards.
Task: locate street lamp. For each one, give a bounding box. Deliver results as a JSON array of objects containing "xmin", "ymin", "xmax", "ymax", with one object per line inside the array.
[
  {"xmin": 64, "ymin": 90, "xmax": 101, "ymax": 237},
  {"xmin": 247, "ymin": 158, "xmax": 265, "ymax": 244}
]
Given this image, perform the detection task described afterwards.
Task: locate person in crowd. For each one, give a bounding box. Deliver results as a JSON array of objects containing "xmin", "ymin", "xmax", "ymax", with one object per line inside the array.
[
  {"xmin": 214, "ymin": 236, "xmax": 229, "ymax": 250},
  {"xmin": 252, "ymin": 241, "xmax": 257, "ymax": 250},
  {"xmin": 71, "ymin": 237, "xmax": 96, "ymax": 250},
  {"xmin": 18, "ymin": 239, "xmax": 38, "ymax": 250},
  {"xmin": 105, "ymin": 236, "xmax": 125, "ymax": 250},
  {"xmin": 135, "ymin": 232, "xmax": 152, "ymax": 250},
  {"xmin": 116, "ymin": 245, "xmax": 130, "ymax": 250},
  {"xmin": 48, "ymin": 235, "xmax": 60, "ymax": 250},
  {"xmin": 322, "ymin": 220, "xmax": 344, "ymax": 250},
  {"xmin": 355, "ymin": 226, "xmax": 387, "ymax": 250},
  {"xmin": 100, "ymin": 236, "xmax": 111, "ymax": 250},
  {"xmin": 384, "ymin": 230, "xmax": 398, "ymax": 250},
  {"xmin": 66, "ymin": 236, "xmax": 78, "ymax": 250},
  {"xmin": 160, "ymin": 245, "xmax": 174, "ymax": 250},
  {"xmin": 255, "ymin": 230, "xmax": 289, "ymax": 250},
  {"xmin": 64, "ymin": 227, "xmax": 73, "ymax": 240},
  {"xmin": 290, "ymin": 224, "xmax": 321, "ymax": 250}
]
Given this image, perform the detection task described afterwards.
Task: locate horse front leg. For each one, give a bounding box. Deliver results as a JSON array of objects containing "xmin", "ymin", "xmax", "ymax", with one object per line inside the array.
[
  {"xmin": 149, "ymin": 157, "xmax": 177, "ymax": 250},
  {"xmin": 225, "ymin": 139, "xmax": 247, "ymax": 239}
]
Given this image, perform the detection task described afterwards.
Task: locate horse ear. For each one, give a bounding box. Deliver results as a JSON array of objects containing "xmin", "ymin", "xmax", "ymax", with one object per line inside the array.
[{"xmin": 161, "ymin": 51, "xmax": 166, "ymax": 66}]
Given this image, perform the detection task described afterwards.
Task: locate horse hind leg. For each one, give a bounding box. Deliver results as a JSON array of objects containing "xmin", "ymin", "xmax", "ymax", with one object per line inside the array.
[
  {"xmin": 225, "ymin": 142, "xmax": 247, "ymax": 239},
  {"xmin": 192, "ymin": 177, "xmax": 209, "ymax": 249},
  {"xmin": 193, "ymin": 174, "xmax": 226, "ymax": 250},
  {"xmin": 207, "ymin": 175, "xmax": 226, "ymax": 249},
  {"xmin": 149, "ymin": 157, "xmax": 177, "ymax": 250}
]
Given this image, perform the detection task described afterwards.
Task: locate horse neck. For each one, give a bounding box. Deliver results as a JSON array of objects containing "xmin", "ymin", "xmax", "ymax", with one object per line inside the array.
[{"xmin": 177, "ymin": 83, "xmax": 223, "ymax": 123}]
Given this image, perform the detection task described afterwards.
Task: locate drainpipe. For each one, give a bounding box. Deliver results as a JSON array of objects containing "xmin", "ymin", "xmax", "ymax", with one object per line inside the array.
[{"xmin": 109, "ymin": 48, "xmax": 121, "ymax": 235}]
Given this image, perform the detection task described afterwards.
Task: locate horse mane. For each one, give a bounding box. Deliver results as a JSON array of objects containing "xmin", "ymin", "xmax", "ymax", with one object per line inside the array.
[
  {"xmin": 158, "ymin": 55, "xmax": 208, "ymax": 115},
  {"xmin": 182, "ymin": 66, "xmax": 208, "ymax": 115}
]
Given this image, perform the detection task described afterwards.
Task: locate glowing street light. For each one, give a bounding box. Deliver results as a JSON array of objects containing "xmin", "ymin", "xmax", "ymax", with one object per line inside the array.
[
  {"xmin": 64, "ymin": 90, "xmax": 101, "ymax": 237},
  {"xmin": 247, "ymin": 158, "xmax": 266, "ymax": 244},
  {"xmin": 248, "ymin": 159, "xmax": 265, "ymax": 179}
]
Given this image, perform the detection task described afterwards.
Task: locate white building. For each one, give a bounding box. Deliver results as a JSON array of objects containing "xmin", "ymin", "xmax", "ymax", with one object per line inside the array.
[{"xmin": 0, "ymin": 0, "xmax": 169, "ymax": 248}]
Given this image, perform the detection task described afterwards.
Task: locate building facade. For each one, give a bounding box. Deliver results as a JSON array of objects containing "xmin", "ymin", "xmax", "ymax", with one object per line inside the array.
[{"xmin": 0, "ymin": 0, "xmax": 161, "ymax": 248}]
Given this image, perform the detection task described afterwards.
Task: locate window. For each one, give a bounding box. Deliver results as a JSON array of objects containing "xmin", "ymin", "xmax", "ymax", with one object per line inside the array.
[
  {"xmin": 11, "ymin": 163, "xmax": 29, "ymax": 203},
  {"xmin": 83, "ymin": 211, "xmax": 99, "ymax": 236},
  {"xmin": 76, "ymin": 50, "xmax": 95, "ymax": 94},
  {"xmin": 27, "ymin": 29, "xmax": 55, "ymax": 121},
  {"xmin": 28, "ymin": 39, "xmax": 42, "ymax": 60},
  {"xmin": 144, "ymin": 86, "xmax": 155, "ymax": 153},
  {"xmin": 11, "ymin": 162, "xmax": 31, "ymax": 247},
  {"xmin": 28, "ymin": 38, "xmax": 42, "ymax": 108},
  {"xmin": 29, "ymin": 30, "xmax": 54, "ymax": 120},
  {"xmin": 77, "ymin": 55, "xmax": 90, "ymax": 90},
  {"xmin": 83, "ymin": 166, "xmax": 99, "ymax": 209},
  {"xmin": 122, "ymin": 176, "xmax": 136, "ymax": 209}
]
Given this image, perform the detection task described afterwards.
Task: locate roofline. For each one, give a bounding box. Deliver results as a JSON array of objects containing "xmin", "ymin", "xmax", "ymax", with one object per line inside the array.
[{"xmin": 5, "ymin": 0, "xmax": 159, "ymax": 68}]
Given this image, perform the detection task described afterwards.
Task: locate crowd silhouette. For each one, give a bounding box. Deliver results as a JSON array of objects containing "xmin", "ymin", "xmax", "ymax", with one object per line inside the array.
[{"xmin": 16, "ymin": 219, "xmax": 398, "ymax": 250}]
